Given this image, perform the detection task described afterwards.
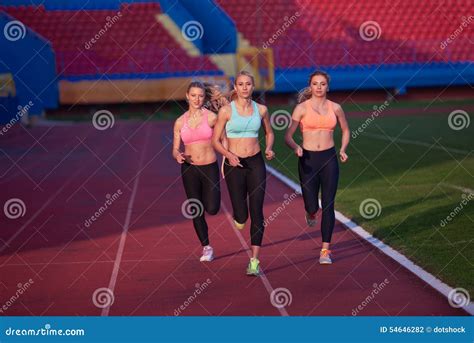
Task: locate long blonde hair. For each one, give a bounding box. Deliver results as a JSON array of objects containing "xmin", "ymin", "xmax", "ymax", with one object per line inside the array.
[
  {"xmin": 229, "ymin": 70, "xmax": 256, "ymax": 101},
  {"xmin": 297, "ymin": 70, "xmax": 331, "ymax": 103},
  {"xmin": 187, "ymin": 81, "xmax": 229, "ymax": 112},
  {"xmin": 203, "ymin": 82, "xmax": 230, "ymax": 112}
]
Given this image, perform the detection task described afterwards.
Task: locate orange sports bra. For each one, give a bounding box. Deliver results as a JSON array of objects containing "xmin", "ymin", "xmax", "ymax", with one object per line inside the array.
[{"xmin": 299, "ymin": 100, "xmax": 337, "ymax": 132}]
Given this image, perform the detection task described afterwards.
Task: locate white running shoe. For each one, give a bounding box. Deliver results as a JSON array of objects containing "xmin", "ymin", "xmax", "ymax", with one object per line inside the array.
[
  {"xmin": 199, "ymin": 245, "xmax": 214, "ymax": 262},
  {"xmin": 319, "ymin": 249, "xmax": 332, "ymax": 264}
]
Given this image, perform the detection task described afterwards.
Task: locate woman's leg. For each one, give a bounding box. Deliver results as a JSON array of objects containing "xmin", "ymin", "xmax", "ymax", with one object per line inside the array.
[
  {"xmin": 319, "ymin": 149, "xmax": 339, "ymax": 245},
  {"xmin": 246, "ymin": 154, "xmax": 266, "ymax": 256},
  {"xmin": 298, "ymin": 149, "xmax": 321, "ymax": 216},
  {"xmin": 200, "ymin": 162, "xmax": 221, "ymax": 215},
  {"xmin": 181, "ymin": 163, "xmax": 209, "ymax": 246},
  {"xmin": 224, "ymin": 161, "xmax": 248, "ymax": 225}
]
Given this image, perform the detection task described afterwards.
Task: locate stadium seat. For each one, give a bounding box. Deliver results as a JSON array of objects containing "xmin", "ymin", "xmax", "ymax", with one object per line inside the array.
[
  {"xmin": 215, "ymin": 0, "xmax": 473, "ymax": 69},
  {"xmin": 1, "ymin": 3, "xmax": 221, "ymax": 78}
]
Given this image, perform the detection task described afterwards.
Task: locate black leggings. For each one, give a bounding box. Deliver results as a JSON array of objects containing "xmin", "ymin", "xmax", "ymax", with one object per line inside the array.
[
  {"xmin": 224, "ymin": 152, "xmax": 266, "ymax": 246},
  {"xmin": 181, "ymin": 161, "xmax": 220, "ymax": 246},
  {"xmin": 298, "ymin": 147, "xmax": 339, "ymax": 243}
]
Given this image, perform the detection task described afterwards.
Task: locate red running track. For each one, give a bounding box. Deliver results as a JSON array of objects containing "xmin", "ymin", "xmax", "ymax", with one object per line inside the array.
[{"xmin": 0, "ymin": 122, "xmax": 468, "ymax": 316}]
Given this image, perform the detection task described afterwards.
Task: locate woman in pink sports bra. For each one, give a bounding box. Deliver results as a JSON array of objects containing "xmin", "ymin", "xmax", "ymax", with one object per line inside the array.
[
  {"xmin": 172, "ymin": 81, "xmax": 228, "ymax": 262},
  {"xmin": 285, "ymin": 71, "xmax": 350, "ymax": 265}
]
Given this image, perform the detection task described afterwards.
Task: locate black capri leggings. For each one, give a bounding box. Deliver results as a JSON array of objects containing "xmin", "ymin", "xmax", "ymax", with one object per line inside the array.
[
  {"xmin": 181, "ymin": 161, "xmax": 221, "ymax": 246},
  {"xmin": 224, "ymin": 152, "xmax": 266, "ymax": 246},
  {"xmin": 298, "ymin": 147, "xmax": 339, "ymax": 243}
]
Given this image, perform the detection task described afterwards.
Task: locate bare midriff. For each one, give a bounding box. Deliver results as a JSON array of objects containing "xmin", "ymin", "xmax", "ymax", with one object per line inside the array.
[
  {"xmin": 301, "ymin": 130, "xmax": 335, "ymax": 151},
  {"xmin": 228, "ymin": 137, "xmax": 260, "ymax": 158},
  {"xmin": 184, "ymin": 142, "xmax": 217, "ymax": 165}
]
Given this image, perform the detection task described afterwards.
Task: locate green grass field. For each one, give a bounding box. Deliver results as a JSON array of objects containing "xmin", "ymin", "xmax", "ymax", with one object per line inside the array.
[{"xmin": 266, "ymin": 99, "xmax": 474, "ymax": 295}]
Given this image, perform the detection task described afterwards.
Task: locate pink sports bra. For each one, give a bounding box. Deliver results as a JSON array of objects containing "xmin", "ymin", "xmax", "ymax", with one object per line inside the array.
[{"xmin": 180, "ymin": 109, "xmax": 213, "ymax": 145}]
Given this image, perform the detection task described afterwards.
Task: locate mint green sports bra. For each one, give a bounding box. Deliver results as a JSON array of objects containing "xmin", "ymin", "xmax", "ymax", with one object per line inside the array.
[{"xmin": 225, "ymin": 101, "xmax": 261, "ymax": 138}]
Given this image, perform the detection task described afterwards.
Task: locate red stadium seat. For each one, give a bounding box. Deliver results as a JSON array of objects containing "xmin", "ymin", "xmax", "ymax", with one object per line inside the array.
[
  {"xmin": 215, "ymin": 0, "xmax": 473, "ymax": 68},
  {"xmin": 2, "ymin": 3, "xmax": 220, "ymax": 77}
]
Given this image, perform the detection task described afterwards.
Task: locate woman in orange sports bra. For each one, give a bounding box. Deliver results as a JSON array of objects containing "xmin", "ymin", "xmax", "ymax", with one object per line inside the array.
[{"xmin": 285, "ymin": 70, "xmax": 350, "ymax": 265}]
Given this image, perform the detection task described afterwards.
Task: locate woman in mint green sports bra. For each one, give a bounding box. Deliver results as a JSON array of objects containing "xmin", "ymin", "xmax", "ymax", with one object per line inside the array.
[{"xmin": 212, "ymin": 71, "xmax": 275, "ymax": 276}]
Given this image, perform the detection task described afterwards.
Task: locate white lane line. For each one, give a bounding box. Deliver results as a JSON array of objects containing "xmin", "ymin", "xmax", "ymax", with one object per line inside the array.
[
  {"xmin": 101, "ymin": 127, "xmax": 150, "ymax": 316},
  {"xmin": 266, "ymin": 164, "xmax": 474, "ymax": 316},
  {"xmin": 362, "ymin": 132, "xmax": 471, "ymax": 155},
  {"xmin": 221, "ymin": 201, "xmax": 289, "ymax": 316},
  {"xmin": 265, "ymin": 164, "xmax": 302, "ymax": 195},
  {"xmin": 440, "ymin": 182, "xmax": 474, "ymax": 194}
]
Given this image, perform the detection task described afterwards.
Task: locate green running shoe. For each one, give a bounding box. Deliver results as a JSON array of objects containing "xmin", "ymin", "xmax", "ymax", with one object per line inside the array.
[{"xmin": 246, "ymin": 258, "xmax": 261, "ymax": 276}]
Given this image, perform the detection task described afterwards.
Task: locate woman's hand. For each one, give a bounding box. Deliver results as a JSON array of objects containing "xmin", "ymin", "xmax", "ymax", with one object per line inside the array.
[
  {"xmin": 339, "ymin": 150, "xmax": 348, "ymax": 163},
  {"xmin": 227, "ymin": 152, "xmax": 242, "ymax": 167},
  {"xmin": 174, "ymin": 151, "xmax": 186, "ymax": 164},
  {"xmin": 265, "ymin": 148, "xmax": 275, "ymax": 160},
  {"xmin": 294, "ymin": 145, "xmax": 303, "ymax": 157}
]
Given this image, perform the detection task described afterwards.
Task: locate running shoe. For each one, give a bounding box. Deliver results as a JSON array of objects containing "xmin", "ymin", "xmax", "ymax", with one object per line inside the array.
[
  {"xmin": 233, "ymin": 219, "xmax": 245, "ymax": 230},
  {"xmin": 199, "ymin": 245, "xmax": 214, "ymax": 262},
  {"xmin": 246, "ymin": 258, "xmax": 261, "ymax": 276},
  {"xmin": 305, "ymin": 212, "xmax": 317, "ymax": 227},
  {"xmin": 319, "ymin": 249, "xmax": 332, "ymax": 265}
]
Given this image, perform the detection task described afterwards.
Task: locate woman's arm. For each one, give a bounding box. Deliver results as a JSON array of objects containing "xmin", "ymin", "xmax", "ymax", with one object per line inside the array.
[
  {"xmin": 259, "ymin": 105, "xmax": 275, "ymax": 160},
  {"xmin": 208, "ymin": 110, "xmax": 218, "ymax": 127},
  {"xmin": 208, "ymin": 110, "xmax": 229, "ymax": 176},
  {"xmin": 334, "ymin": 103, "xmax": 350, "ymax": 162},
  {"xmin": 172, "ymin": 117, "xmax": 185, "ymax": 163},
  {"xmin": 285, "ymin": 103, "xmax": 304, "ymax": 156},
  {"xmin": 208, "ymin": 109, "xmax": 229, "ymax": 149},
  {"xmin": 217, "ymin": 117, "xmax": 228, "ymax": 178},
  {"xmin": 212, "ymin": 106, "xmax": 242, "ymax": 167}
]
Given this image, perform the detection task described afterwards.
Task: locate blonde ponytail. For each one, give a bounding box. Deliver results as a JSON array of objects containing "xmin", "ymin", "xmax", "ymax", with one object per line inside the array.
[
  {"xmin": 297, "ymin": 87, "xmax": 312, "ymax": 104},
  {"xmin": 202, "ymin": 82, "xmax": 230, "ymax": 112}
]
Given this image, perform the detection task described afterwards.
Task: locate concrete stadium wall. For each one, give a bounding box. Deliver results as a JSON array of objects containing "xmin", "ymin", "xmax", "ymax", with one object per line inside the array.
[{"xmin": 59, "ymin": 76, "xmax": 230, "ymax": 104}]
